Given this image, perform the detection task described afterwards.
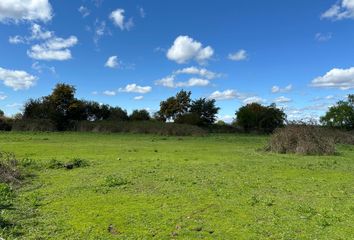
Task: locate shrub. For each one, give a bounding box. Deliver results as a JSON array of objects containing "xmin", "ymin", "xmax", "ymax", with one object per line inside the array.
[
  {"xmin": 0, "ymin": 117, "xmax": 12, "ymax": 131},
  {"xmin": 73, "ymin": 120, "xmax": 206, "ymax": 136},
  {"xmin": 266, "ymin": 125, "xmax": 336, "ymax": 155},
  {"xmin": 12, "ymin": 119, "xmax": 56, "ymax": 131},
  {"xmin": 129, "ymin": 109, "xmax": 151, "ymax": 121},
  {"xmin": 0, "ymin": 152, "xmax": 22, "ymax": 184},
  {"xmin": 175, "ymin": 112, "xmax": 202, "ymax": 126}
]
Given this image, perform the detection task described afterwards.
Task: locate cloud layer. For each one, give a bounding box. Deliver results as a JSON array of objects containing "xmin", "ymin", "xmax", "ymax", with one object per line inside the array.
[{"xmin": 311, "ymin": 67, "xmax": 354, "ymax": 90}]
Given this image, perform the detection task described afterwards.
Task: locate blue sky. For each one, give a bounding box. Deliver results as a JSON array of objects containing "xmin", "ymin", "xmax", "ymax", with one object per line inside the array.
[{"xmin": 0, "ymin": 0, "xmax": 353, "ymax": 122}]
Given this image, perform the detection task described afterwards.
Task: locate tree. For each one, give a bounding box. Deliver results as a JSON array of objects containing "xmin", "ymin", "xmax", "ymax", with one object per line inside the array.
[
  {"xmin": 320, "ymin": 94, "xmax": 354, "ymax": 130},
  {"xmin": 129, "ymin": 109, "xmax": 151, "ymax": 121},
  {"xmin": 0, "ymin": 109, "xmax": 4, "ymax": 117},
  {"xmin": 190, "ymin": 98, "xmax": 220, "ymax": 126},
  {"xmin": 108, "ymin": 107, "xmax": 129, "ymax": 121},
  {"xmin": 157, "ymin": 90, "xmax": 191, "ymax": 121},
  {"xmin": 235, "ymin": 103, "xmax": 286, "ymax": 133}
]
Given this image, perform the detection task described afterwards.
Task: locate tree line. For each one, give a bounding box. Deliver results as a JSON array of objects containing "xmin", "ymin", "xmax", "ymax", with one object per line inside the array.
[{"xmin": 0, "ymin": 83, "xmax": 353, "ymax": 133}]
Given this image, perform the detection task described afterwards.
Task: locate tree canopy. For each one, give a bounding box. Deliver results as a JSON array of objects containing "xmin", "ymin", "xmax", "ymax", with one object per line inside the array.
[{"xmin": 320, "ymin": 94, "xmax": 354, "ymax": 130}]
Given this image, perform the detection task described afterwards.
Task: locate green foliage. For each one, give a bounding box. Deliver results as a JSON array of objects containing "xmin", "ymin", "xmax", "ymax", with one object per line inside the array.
[
  {"xmin": 0, "ymin": 109, "xmax": 4, "ymax": 117},
  {"xmin": 175, "ymin": 112, "xmax": 202, "ymax": 125},
  {"xmin": 190, "ymin": 98, "xmax": 220, "ymax": 126},
  {"xmin": 320, "ymin": 94, "xmax": 354, "ymax": 130},
  {"xmin": 236, "ymin": 103, "xmax": 286, "ymax": 133},
  {"xmin": 104, "ymin": 175, "xmax": 128, "ymax": 187},
  {"xmin": 129, "ymin": 109, "xmax": 151, "ymax": 121},
  {"xmin": 157, "ymin": 90, "xmax": 192, "ymax": 121}
]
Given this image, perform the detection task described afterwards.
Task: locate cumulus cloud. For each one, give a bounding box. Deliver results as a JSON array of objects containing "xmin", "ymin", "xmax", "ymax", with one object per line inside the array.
[
  {"xmin": 0, "ymin": 0, "xmax": 52, "ymax": 23},
  {"xmin": 27, "ymin": 36, "xmax": 78, "ymax": 61},
  {"xmin": 103, "ymin": 90, "xmax": 116, "ymax": 96},
  {"xmin": 174, "ymin": 66, "xmax": 221, "ymax": 80},
  {"xmin": 271, "ymin": 84, "xmax": 292, "ymax": 93},
  {"xmin": 228, "ymin": 49, "xmax": 248, "ymax": 61},
  {"xmin": 78, "ymin": 6, "xmax": 90, "ymax": 18},
  {"xmin": 119, "ymin": 84, "xmax": 152, "ymax": 94},
  {"xmin": 243, "ymin": 96, "xmax": 265, "ymax": 104},
  {"xmin": 155, "ymin": 76, "xmax": 175, "ymax": 88},
  {"xmin": 8, "ymin": 35, "xmax": 24, "ymax": 44},
  {"xmin": 311, "ymin": 67, "xmax": 354, "ymax": 90},
  {"xmin": 175, "ymin": 78, "xmax": 210, "ymax": 87},
  {"xmin": 110, "ymin": 9, "xmax": 134, "ymax": 30},
  {"xmin": 134, "ymin": 95, "xmax": 144, "ymax": 100},
  {"xmin": 274, "ymin": 96, "xmax": 292, "ymax": 103},
  {"xmin": 321, "ymin": 0, "xmax": 354, "ymax": 20},
  {"xmin": 167, "ymin": 35, "xmax": 214, "ymax": 64},
  {"xmin": 0, "ymin": 67, "xmax": 37, "ymax": 90},
  {"xmin": 209, "ymin": 89, "xmax": 243, "ymax": 100},
  {"xmin": 105, "ymin": 56, "xmax": 119, "ymax": 68}
]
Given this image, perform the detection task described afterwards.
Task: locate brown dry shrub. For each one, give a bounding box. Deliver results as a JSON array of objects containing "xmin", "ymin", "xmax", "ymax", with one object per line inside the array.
[
  {"xmin": 266, "ymin": 125, "xmax": 336, "ymax": 155},
  {"xmin": 0, "ymin": 152, "xmax": 22, "ymax": 184}
]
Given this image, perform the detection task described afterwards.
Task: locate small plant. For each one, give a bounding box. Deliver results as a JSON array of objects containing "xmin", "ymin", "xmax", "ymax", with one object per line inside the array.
[
  {"xmin": 104, "ymin": 175, "xmax": 128, "ymax": 187},
  {"xmin": 0, "ymin": 152, "xmax": 22, "ymax": 184},
  {"xmin": 47, "ymin": 159, "xmax": 64, "ymax": 169}
]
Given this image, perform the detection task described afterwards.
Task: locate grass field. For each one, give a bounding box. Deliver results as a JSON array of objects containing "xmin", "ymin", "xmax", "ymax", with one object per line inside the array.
[{"xmin": 0, "ymin": 132, "xmax": 354, "ymax": 239}]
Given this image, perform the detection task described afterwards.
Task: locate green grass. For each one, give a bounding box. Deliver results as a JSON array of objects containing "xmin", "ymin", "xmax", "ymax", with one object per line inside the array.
[{"xmin": 0, "ymin": 131, "xmax": 353, "ymax": 239}]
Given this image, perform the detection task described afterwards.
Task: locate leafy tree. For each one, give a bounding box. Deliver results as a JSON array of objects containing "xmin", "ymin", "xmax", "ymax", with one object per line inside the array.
[
  {"xmin": 190, "ymin": 98, "xmax": 220, "ymax": 126},
  {"xmin": 157, "ymin": 90, "xmax": 191, "ymax": 121},
  {"xmin": 0, "ymin": 109, "xmax": 4, "ymax": 117},
  {"xmin": 108, "ymin": 107, "xmax": 129, "ymax": 121},
  {"xmin": 175, "ymin": 112, "xmax": 202, "ymax": 125},
  {"xmin": 320, "ymin": 94, "xmax": 354, "ymax": 130},
  {"xmin": 129, "ymin": 109, "xmax": 151, "ymax": 121},
  {"xmin": 235, "ymin": 103, "xmax": 286, "ymax": 133}
]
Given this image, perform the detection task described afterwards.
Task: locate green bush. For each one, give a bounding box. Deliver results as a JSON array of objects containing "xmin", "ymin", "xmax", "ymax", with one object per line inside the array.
[
  {"xmin": 104, "ymin": 175, "xmax": 128, "ymax": 187},
  {"xmin": 12, "ymin": 119, "xmax": 56, "ymax": 131},
  {"xmin": 73, "ymin": 120, "xmax": 206, "ymax": 136}
]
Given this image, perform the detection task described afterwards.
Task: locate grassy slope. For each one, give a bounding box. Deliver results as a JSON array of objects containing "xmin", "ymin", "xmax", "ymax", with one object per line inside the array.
[{"xmin": 0, "ymin": 132, "xmax": 353, "ymax": 239}]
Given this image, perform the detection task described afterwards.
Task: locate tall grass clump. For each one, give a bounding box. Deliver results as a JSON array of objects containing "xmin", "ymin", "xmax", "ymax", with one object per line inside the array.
[
  {"xmin": 0, "ymin": 152, "xmax": 22, "ymax": 185},
  {"xmin": 266, "ymin": 125, "xmax": 336, "ymax": 155}
]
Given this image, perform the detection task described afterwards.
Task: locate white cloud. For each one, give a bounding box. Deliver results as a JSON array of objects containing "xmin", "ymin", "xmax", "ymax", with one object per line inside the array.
[
  {"xmin": 0, "ymin": 0, "xmax": 52, "ymax": 23},
  {"xmin": 27, "ymin": 36, "xmax": 78, "ymax": 61},
  {"xmin": 217, "ymin": 115, "xmax": 234, "ymax": 123},
  {"xmin": 209, "ymin": 89, "xmax": 241, "ymax": 100},
  {"xmin": 134, "ymin": 95, "xmax": 144, "ymax": 100},
  {"xmin": 103, "ymin": 90, "xmax": 116, "ymax": 96},
  {"xmin": 311, "ymin": 67, "xmax": 354, "ymax": 90},
  {"xmin": 8, "ymin": 35, "xmax": 24, "ymax": 44},
  {"xmin": 228, "ymin": 49, "xmax": 248, "ymax": 61},
  {"xmin": 30, "ymin": 23, "xmax": 53, "ymax": 40},
  {"xmin": 119, "ymin": 84, "xmax": 152, "ymax": 94},
  {"xmin": 9, "ymin": 23, "xmax": 52, "ymax": 44},
  {"xmin": 321, "ymin": 0, "xmax": 354, "ymax": 20},
  {"xmin": 155, "ymin": 76, "xmax": 175, "ymax": 88},
  {"xmin": 110, "ymin": 9, "xmax": 134, "ymax": 30},
  {"xmin": 243, "ymin": 96, "xmax": 265, "ymax": 104},
  {"xmin": 0, "ymin": 92, "xmax": 7, "ymax": 100},
  {"xmin": 78, "ymin": 6, "xmax": 90, "ymax": 18},
  {"xmin": 315, "ymin": 32, "xmax": 332, "ymax": 42},
  {"xmin": 31, "ymin": 61, "xmax": 56, "ymax": 74},
  {"xmin": 271, "ymin": 84, "xmax": 292, "ymax": 93},
  {"xmin": 274, "ymin": 96, "xmax": 292, "ymax": 103},
  {"xmin": 166, "ymin": 35, "xmax": 214, "ymax": 64},
  {"xmin": 175, "ymin": 78, "xmax": 210, "ymax": 87},
  {"xmin": 174, "ymin": 66, "xmax": 221, "ymax": 79},
  {"xmin": 0, "ymin": 67, "xmax": 37, "ymax": 90},
  {"xmin": 105, "ymin": 56, "xmax": 119, "ymax": 68},
  {"xmin": 6, "ymin": 102, "xmax": 23, "ymax": 108}
]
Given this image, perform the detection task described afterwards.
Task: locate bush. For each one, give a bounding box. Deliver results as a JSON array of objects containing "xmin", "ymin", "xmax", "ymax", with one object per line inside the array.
[
  {"xmin": 0, "ymin": 117, "xmax": 12, "ymax": 131},
  {"xmin": 104, "ymin": 175, "xmax": 128, "ymax": 187},
  {"xmin": 266, "ymin": 125, "xmax": 336, "ymax": 155},
  {"xmin": 0, "ymin": 152, "xmax": 22, "ymax": 184},
  {"xmin": 12, "ymin": 119, "xmax": 56, "ymax": 131},
  {"xmin": 175, "ymin": 112, "xmax": 202, "ymax": 126},
  {"xmin": 72, "ymin": 120, "xmax": 206, "ymax": 136}
]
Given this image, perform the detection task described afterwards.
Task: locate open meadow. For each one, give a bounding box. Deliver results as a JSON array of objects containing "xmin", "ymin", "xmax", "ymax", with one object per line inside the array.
[{"xmin": 0, "ymin": 132, "xmax": 353, "ymax": 239}]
